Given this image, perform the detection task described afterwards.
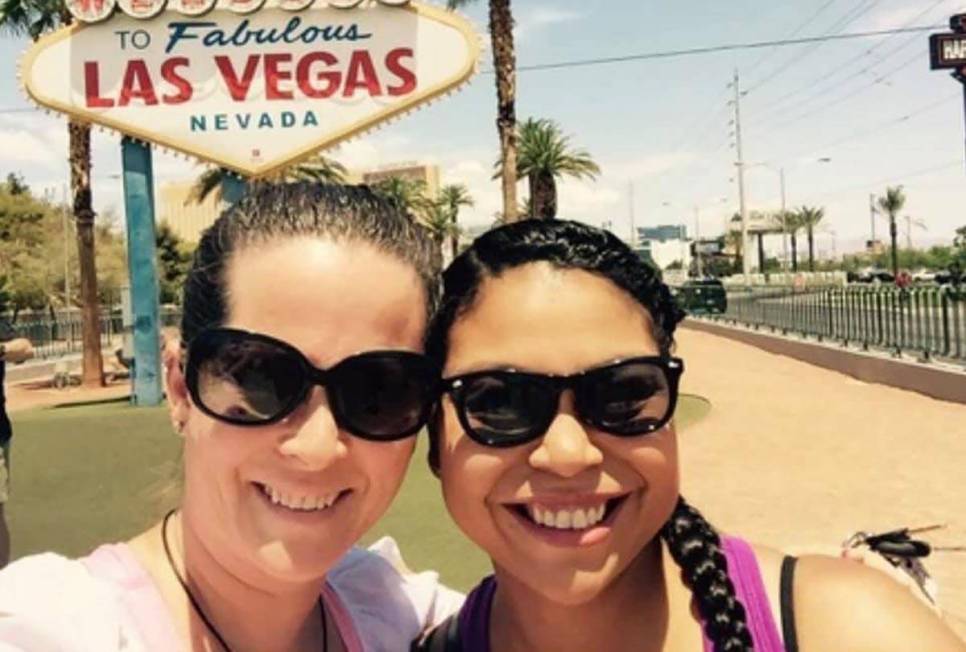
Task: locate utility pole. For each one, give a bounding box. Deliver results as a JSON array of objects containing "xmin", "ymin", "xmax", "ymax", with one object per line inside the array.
[
  {"xmin": 628, "ymin": 181, "xmax": 636, "ymax": 248},
  {"xmin": 732, "ymin": 69, "xmax": 750, "ymax": 284},
  {"xmin": 869, "ymin": 193, "xmax": 877, "ymax": 246},
  {"xmin": 694, "ymin": 206, "xmax": 703, "ymax": 278},
  {"xmin": 780, "ymin": 168, "xmax": 788, "ymax": 274}
]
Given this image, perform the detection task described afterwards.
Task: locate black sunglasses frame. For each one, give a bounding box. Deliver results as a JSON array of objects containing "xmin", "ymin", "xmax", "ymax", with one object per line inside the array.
[
  {"xmin": 441, "ymin": 356, "xmax": 684, "ymax": 448},
  {"xmin": 185, "ymin": 328, "xmax": 439, "ymax": 441}
]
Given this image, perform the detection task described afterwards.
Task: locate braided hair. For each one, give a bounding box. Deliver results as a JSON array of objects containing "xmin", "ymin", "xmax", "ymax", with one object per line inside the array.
[{"xmin": 426, "ymin": 219, "xmax": 753, "ymax": 652}]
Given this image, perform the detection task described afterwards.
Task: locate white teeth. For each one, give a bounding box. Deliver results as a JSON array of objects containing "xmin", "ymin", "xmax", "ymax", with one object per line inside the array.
[
  {"xmin": 525, "ymin": 503, "xmax": 609, "ymax": 530},
  {"xmin": 262, "ymin": 485, "xmax": 340, "ymax": 512}
]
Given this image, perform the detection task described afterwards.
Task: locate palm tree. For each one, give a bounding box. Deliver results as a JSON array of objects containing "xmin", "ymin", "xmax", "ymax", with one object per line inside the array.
[
  {"xmin": 447, "ymin": 0, "xmax": 518, "ymax": 222},
  {"xmin": 785, "ymin": 211, "xmax": 805, "ymax": 272},
  {"xmin": 796, "ymin": 206, "xmax": 825, "ymax": 272},
  {"xmin": 371, "ymin": 177, "xmax": 432, "ymax": 218},
  {"xmin": 417, "ymin": 200, "xmax": 461, "ymax": 255},
  {"xmin": 186, "ymin": 156, "xmax": 347, "ymax": 205},
  {"xmin": 502, "ymin": 118, "xmax": 600, "ymax": 220},
  {"xmin": 876, "ymin": 186, "xmax": 905, "ymax": 279},
  {"xmin": 2, "ymin": 0, "xmax": 104, "ymax": 386},
  {"xmin": 439, "ymin": 184, "xmax": 474, "ymax": 258}
]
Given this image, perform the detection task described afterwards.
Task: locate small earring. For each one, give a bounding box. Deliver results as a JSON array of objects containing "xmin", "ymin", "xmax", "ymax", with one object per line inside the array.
[{"xmin": 174, "ymin": 421, "xmax": 185, "ymax": 434}]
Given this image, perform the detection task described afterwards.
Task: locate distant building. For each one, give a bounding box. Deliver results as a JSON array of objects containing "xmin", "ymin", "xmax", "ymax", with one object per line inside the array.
[
  {"xmin": 158, "ymin": 161, "xmax": 441, "ymax": 242},
  {"xmin": 638, "ymin": 224, "xmax": 688, "ymax": 243},
  {"xmin": 362, "ymin": 162, "xmax": 441, "ymax": 199},
  {"xmin": 158, "ymin": 181, "xmax": 222, "ymax": 244},
  {"xmin": 866, "ymin": 239, "xmax": 886, "ymax": 255}
]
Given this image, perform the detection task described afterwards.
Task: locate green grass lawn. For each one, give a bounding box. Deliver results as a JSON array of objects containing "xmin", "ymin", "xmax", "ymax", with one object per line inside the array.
[{"xmin": 6, "ymin": 395, "xmax": 710, "ymax": 591}]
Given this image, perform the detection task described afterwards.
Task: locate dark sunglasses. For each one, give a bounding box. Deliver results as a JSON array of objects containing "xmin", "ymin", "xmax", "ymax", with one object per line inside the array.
[
  {"xmin": 185, "ymin": 328, "xmax": 439, "ymax": 441},
  {"xmin": 441, "ymin": 357, "xmax": 684, "ymax": 448}
]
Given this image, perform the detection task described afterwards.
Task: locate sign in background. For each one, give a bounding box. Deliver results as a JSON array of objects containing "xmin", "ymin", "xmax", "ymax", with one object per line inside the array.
[
  {"xmin": 21, "ymin": 1, "xmax": 480, "ymax": 177},
  {"xmin": 930, "ymin": 14, "xmax": 966, "ymax": 173},
  {"xmin": 19, "ymin": 0, "xmax": 479, "ymax": 406}
]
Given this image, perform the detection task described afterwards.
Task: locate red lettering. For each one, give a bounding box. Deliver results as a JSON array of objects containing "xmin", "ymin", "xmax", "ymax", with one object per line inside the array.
[
  {"xmin": 160, "ymin": 57, "xmax": 193, "ymax": 105},
  {"xmin": 385, "ymin": 48, "xmax": 416, "ymax": 97},
  {"xmin": 264, "ymin": 53, "xmax": 294, "ymax": 100},
  {"xmin": 296, "ymin": 52, "xmax": 341, "ymax": 99},
  {"xmin": 84, "ymin": 61, "xmax": 114, "ymax": 108},
  {"xmin": 118, "ymin": 60, "xmax": 158, "ymax": 107},
  {"xmin": 343, "ymin": 50, "xmax": 382, "ymax": 98},
  {"xmin": 215, "ymin": 55, "xmax": 260, "ymax": 101}
]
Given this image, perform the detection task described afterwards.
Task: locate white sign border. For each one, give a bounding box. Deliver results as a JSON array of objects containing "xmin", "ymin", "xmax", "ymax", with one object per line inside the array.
[{"xmin": 20, "ymin": 1, "xmax": 481, "ymax": 178}]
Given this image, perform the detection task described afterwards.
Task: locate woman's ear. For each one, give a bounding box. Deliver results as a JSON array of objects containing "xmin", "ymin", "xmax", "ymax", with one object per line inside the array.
[{"xmin": 163, "ymin": 338, "xmax": 191, "ymax": 438}]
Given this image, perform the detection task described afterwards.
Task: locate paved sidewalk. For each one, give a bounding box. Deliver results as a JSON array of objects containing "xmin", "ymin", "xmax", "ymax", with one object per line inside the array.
[
  {"xmin": 676, "ymin": 325, "xmax": 966, "ymax": 637},
  {"xmin": 5, "ymin": 378, "xmax": 131, "ymax": 413}
]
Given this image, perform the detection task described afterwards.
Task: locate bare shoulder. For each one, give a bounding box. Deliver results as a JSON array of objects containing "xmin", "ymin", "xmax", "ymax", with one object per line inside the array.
[{"xmin": 790, "ymin": 554, "xmax": 965, "ymax": 651}]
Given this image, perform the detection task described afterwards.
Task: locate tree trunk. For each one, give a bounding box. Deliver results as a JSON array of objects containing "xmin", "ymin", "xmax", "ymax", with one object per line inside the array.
[
  {"xmin": 757, "ymin": 233, "xmax": 765, "ymax": 273},
  {"xmin": 532, "ymin": 171, "xmax": 556, "ymax": 220},
  {"xmin": 69, "ymin": 119, "xmax": 104, "ymax": 387},
  {"xmin": 807, "ymin": 228, "xmax": 815, "ymax": 272},
  {"xmin": 791, "ymin": 233, "xmax": 799, "ymax": 272},
  {"xmin": 490, "ymin": 0, "xmax": 518, "ymax": 223},
  {"xmin": 889, "ymin": 215, "xmax": 899, "ymax": 279},
  {"xmin": 450, "ymin": 209, "xmax": 459, "ymax": 260}
]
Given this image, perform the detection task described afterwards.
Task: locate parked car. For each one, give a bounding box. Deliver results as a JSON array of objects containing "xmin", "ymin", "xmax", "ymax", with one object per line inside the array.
[{"xmin": 673, "ymin": 278, "xmax": 727, "ymax": 315}]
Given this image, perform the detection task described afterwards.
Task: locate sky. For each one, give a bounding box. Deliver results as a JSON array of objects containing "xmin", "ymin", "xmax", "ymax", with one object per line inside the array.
[{"xmin": 1, "ymin": 0, "xmax": 965, "ymax": 259}]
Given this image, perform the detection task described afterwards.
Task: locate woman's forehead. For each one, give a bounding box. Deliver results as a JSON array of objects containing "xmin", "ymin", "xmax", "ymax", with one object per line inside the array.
[
  {"xmin": 445, "ymin": 264, "xmax": 659, "ymax": 374},
  {"xmin": 223, "ymin": 237, "xmax": 427, "ymax": 362}
]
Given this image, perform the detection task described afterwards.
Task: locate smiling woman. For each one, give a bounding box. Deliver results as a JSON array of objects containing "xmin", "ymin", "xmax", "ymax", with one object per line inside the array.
[
  {"xmin": 415, "ymin": 219, "xmax": 966, "ymax": 652},
  {"xmin": 0, "ymin": 183, "xmax": 463, "ymax": 652}
]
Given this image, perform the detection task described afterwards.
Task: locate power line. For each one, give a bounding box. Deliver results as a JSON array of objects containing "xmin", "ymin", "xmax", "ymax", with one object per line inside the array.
[
  {"xmin": 765, "ymin": 92, "xmax": 960, "ymax": 163},
  {"xmin": 476, "ymin": 25, "xmax": 943, "ymax": 75},
  {"xmin": 746, "ymin": 0, "xmax": 884, "ymax": 94},
  {"xmin": 747, "ymin": 0, "xmax": 953, "ymax": 120},
  {"xmin": 757, "ymin": 46, "xmax": 923, "ymax": 133},
  {"xmin": 811, "ymin": 160, "xmax": 962, "ymax": 200},
  {"xmin": 744, "ymin": 0, "xmax": 844, "ymax": 78}
]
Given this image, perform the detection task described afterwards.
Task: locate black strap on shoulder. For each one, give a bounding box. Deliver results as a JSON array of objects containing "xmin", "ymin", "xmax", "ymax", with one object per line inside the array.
[
  {"xmin": 411, "ymin": 613, "xmax": 462, "ymax": 652},
  {"xmin": 780, "ymin": 555, "xmax": 800, "ymax": 652}
]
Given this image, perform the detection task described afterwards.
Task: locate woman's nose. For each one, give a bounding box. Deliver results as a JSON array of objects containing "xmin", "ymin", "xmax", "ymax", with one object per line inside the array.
[
  {"xmin": 528, "ymin": 394, "xmax": 603, "ymax": 478},
  {"xmin": 277, "ymin": 389, "xmax": 347, "ymax": 469}
]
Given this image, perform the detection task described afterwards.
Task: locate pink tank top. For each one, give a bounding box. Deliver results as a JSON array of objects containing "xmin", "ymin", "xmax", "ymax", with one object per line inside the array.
[
  {"xmin": 458, "ymin": 536, "xmax": 786, "ymax": 652},
  {"xmin": 81, "ymin": 543, "xmax": 365, "ymax": 652}
]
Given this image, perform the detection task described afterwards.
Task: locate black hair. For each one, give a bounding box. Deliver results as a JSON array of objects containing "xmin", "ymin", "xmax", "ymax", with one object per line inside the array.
[
  {"xmin": 180, "ymin": 182, "xmax": 441, "ymax": 344},
  {"xmin": 425, "ymin": 219, "xmax": 753, "ymax": 652}
]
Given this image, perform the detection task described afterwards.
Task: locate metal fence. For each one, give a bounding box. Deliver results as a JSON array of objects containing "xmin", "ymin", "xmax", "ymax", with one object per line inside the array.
[
  {"xmin": 707, "ymin": 285, "xmax": 966, "ymax": 363},
  {"xmin": 5, "ymin": 309, "xmax": 183, "ymax": 360}
]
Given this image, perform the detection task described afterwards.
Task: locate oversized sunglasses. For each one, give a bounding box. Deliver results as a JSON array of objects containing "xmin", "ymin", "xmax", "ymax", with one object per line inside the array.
[
  {"xmin": 441, "ymin": 357, "xmax": 684, "ymax": 448},
  {"xmin": 185, "ymin": 328, "xmax": 439, "ymax": 441}
]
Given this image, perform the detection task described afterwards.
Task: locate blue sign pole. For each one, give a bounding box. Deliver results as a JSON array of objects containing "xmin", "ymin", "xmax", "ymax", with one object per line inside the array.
[
  {"xmin": 221, "ymin": 172, "xmax": 248, "ymax": 205},
  {"xmin": 121, "ymin": 137, "xmax": 163, "ymax": 406}
]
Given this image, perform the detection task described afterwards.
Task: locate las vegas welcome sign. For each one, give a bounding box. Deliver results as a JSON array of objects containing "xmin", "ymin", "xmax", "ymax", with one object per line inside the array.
[{"xmin": 20, "ymin": 0, "xmax": 480, "ymax": 177}]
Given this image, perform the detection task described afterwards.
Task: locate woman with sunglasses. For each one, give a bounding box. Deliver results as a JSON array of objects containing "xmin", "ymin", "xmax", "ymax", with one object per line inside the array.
[
  {"xmin": 416, "ymin": 219, "xmax": 963, "ymax": 652},
  {"xmin": 0, "ymin": 183, "xmax": 461, "ymax": 651}
]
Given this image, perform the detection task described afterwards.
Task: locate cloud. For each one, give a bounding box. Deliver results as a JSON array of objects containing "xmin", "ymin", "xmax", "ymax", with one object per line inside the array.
[
  {"xmin": 514, "ymin": 6, "xmax": 583, "ymax": 40},
  {"xmin": 0, "ymin": 113, "xmax": 68, "ymax": 167}
]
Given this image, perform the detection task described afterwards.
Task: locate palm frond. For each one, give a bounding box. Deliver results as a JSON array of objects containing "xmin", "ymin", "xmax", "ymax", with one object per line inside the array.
[{"xmin": 185, "ymin": 168, "xmax": 224, "ymax": 205}]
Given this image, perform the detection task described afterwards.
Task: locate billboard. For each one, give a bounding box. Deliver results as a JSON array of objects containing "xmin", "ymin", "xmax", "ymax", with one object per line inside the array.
[{"xmin": 20, "ymin": 0, "xmax": 480, "ymax": 177}]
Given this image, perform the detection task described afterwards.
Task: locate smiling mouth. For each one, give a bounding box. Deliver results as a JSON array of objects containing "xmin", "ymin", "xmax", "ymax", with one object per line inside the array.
[
  {"xmin": 254, "ymin": 483, "xmax": 351, "ymax": 513},
  {"xmin": 510, "ymin": 496, "xmax": 628, "ymax": 531}
]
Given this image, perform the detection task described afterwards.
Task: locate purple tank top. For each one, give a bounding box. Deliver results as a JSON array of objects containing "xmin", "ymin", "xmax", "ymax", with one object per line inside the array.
[{"xmin": 458, "ymin": 536, "xmax": 786, "ymax": 652}]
